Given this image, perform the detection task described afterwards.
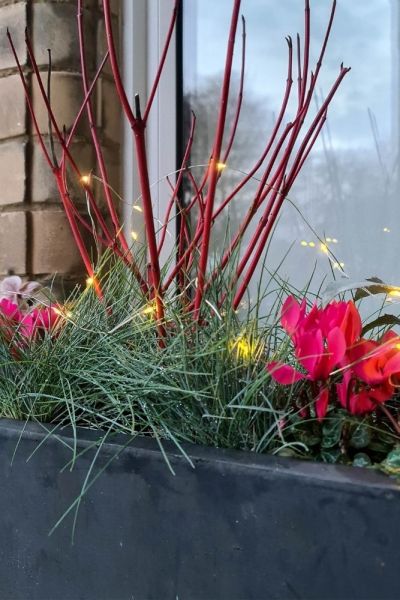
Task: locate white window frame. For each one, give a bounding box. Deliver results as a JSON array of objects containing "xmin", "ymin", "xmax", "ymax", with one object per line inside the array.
[
  {"xmin": 391, "ymin": 0, "xmax": 400, "ymax": 153},
  {"xmin": 122, "ymin": 0, "xmax": 177, "ymax": 264}
]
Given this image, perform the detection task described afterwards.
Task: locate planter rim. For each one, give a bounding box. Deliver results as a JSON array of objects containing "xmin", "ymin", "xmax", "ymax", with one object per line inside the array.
[{"xmin": 1, "ymin": 417, "xmax": 399, "ymax": 495}]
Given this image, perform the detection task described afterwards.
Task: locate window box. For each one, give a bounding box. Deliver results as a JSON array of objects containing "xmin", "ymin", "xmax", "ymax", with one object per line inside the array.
[{"xmin": 1, "ymin": 417, "xmax": 399, "ymax": 600}]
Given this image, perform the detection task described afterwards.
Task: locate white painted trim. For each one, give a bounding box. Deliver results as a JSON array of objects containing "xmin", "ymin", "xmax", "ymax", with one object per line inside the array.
[
  {"xmin": 122, "ymin": 0, "xmax": 177, "ymax": 264},
  {"xmin": 122, "ymin": 0, "xmax": 146, "ymax": 243},
  {"xmin": 391, "ymin": 0, "xmax": 400, "ymax": 156}
]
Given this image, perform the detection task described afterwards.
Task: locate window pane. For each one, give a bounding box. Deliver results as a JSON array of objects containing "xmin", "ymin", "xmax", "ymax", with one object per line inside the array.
[{"xmin": 182, "ymin": 0, "xmax": 398, "ymax": 298}]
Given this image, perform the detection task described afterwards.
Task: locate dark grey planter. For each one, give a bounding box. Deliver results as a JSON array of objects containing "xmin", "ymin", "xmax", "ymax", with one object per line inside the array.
[{"xmin": 0, "ymin": 418, "xmax": 399, "ymax": 600}]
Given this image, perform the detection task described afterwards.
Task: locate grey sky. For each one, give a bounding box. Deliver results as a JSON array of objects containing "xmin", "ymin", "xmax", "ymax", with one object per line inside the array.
[{"xmin": 187, "ymin": 0, "xmax": 393, "ymax": 149}]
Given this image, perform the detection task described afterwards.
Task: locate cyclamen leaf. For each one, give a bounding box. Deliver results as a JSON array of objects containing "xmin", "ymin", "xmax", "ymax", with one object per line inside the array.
[
  {"xmin": 321, "ymin": 277, "xmax": 395, "ymax": 304},
  {"xmin": 349, "ymin": 424, "xmax": 371, "ymax": 449},
  {"xmin": 361, "ymin": 314, "xmax": 400, "ymax": 336},
  {"xmin": 354, "ymin": 276, "xmax": 397, "ymax": 301},
  {"xmin": 352, "ymin": 453, "xmax": 372, "ymax": 468},
  {"xmin": 321, "ymin": 418, "xmax": 343, "ymax": 449},
  {"xmin": 381, "ymin": 446, "xmax": 400, "ymax": 475}
]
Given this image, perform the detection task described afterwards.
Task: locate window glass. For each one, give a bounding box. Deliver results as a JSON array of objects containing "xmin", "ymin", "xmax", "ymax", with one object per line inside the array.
[{"xmin": 182, "ymin": 0, "xmax": 398, "ymax": 301}]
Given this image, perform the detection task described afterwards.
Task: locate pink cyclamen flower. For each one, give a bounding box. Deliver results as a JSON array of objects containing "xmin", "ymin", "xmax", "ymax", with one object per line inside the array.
[
  {"xmin": 0, "ymin": 276, "xmax": 40, "ymax": 308},
  {"xmin": 280, "ymin": 295, "xmax": 361, "ymax": 347},
  {"xmin": 0, "ymin": 298, "xmax": 59, "ymax": 341},
  {"xmin": 0, "ymin": 298, "xmax": 22, "ymax": 321},
  {"xmin": 20, "ymin": 307, "xmax": 59, "ymax": 338},
  {"xmin": 267, "ymin": 295, "xmax": 363, "ymax": 420}
]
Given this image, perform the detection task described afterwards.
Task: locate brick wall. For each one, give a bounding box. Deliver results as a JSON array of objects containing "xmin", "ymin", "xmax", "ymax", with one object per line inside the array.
[{"xmin": 0, "ymin": 0, "xmax": 120, "ymax": 293}]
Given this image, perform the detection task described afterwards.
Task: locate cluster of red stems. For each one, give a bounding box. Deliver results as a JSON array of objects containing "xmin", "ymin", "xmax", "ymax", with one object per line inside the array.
[
  {"xmin": 268, "ymin": 296, "xmax": 400, "ymax": 429},
  {"xmin": 8, "ymin": 0, "xmax": 349, "ymax": 338}
]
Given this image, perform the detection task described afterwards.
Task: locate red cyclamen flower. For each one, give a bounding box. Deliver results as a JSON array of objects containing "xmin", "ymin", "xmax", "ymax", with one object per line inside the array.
[{"xmin": 337, "ymin": 330, "xmax": 400, "ymax": 414}]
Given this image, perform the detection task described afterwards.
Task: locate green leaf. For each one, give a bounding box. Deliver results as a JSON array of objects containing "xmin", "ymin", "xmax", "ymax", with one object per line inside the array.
[
  {"xmin": 381, "ymin": 446, "xmax": 400, "ymax": 475},
  {"xmin": 352, "ymin": 452, "xmax": 372, "ymax": 468},
  {"xmin": 353, "ymin": 277, "xmax": 390, "ymax": 301},
  {"xmin": 321, "ymin": 447, "xmax": 341, "ymax": 463},
  {"xmin": 297, "ymin": 430, "xmax": 321, "ymax": 447},
  {"xmin": 276, "ymin": 447, "xmax": 297, "ymax": 458},
  {"xmin": 321, "ymin": 418, "xmax": 343, "ymax": 449},
  {"xmin": 349, "ymin": 424, "xmax": 371, "ymax": 449},
  {"xmin": 362, "ymin": 314, "xmax": 400, "ymax": 336},
  {"xmin": 322, "ymin": 277, "xmax": 386, "ymax": 304}
]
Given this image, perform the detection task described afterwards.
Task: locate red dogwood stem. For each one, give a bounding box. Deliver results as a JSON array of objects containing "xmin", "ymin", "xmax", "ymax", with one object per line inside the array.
[
  {"xmin": 193, "ymin": 0, "xmax": 242, "ymax": 318},
  {"xmin": 24, "ymin": 32, "xmax": 121, "ymax": 255},
  {"xmin": 211, "ymin": 35, "xmax": 293, "ymax": 223},
  {"xmin": 77, "ymin": 2, "xmax": 133, "ymax": 261},
  {"xmin": 55, "ymin": 173, "xmax": 103, "ymax": 300},
  {"xmin": 233, "ymin": 69, "xmax": 348, "ymax": 310},
  {"xmin": 8, "ymin": 29, "xmax": 103, "ymax": 299},
  {"xmin": 158, "ymin": 113, "xmax": 196, "ymax": 256},
  {"xmin": 102, "ymin": 0, "xmax": 136, "ymax": 129},
  {"xmin": 221, "ymin": 15, "xmax": 246, "ymax": 165},
  {"xmin": 65, "ymin": 52, "xmax": 109, "ymax": 149},
  {"xmin": 143, "ymin": 0, "xmax": 180, "ymax": 125},
  {"xmin": 134, "ymin": 122, "xmax": 165, "ymax": 329}
]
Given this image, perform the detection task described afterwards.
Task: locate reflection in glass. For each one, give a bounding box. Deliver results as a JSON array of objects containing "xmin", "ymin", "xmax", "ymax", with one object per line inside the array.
[{"xmin": 182, "ymin": 0, "xmax": 399, "ymax": 304}]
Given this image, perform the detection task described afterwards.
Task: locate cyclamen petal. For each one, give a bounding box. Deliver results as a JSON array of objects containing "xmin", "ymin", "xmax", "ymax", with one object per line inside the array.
[
  {"xmin": 383, "ymin": 352, "xmax": 400, "ymax": 379},
  {"xmin": 0, "ymin": 299, "xmax": 21, "ymax": 320},
  {"xmin": 314, "ymin": 327, "xmax": 346, "ymax": 381},
  {"xmin": 336, "ymin": 368, "xmax": 394, "ymax": 415},
  {"xmin": 341, "ymin": 301, "xmax": 362, "ymax": 345},
  {"xmin": 0, "ymin": 276, "xmax": 22, "ymax": 296},
  {"xmin": 348, "ymin": 391, "xmax": 377, "ymax": 415},
  {"xmin": 327, "ymin": 326, "xmax": 346, "ymax": 366},
  {"xmin": 267, "ymin": 362, "xmax": 306, "ymax": 385},
  {"xmin": 348, "ymin": 339, "xmax": 382, "ymax": 383},
  {"xmin": 295, "ymin": 329, "xmax": 323, "ymax": 379},
  {"xmin": 315, "ymin": 387, "xmax": 330, "ymax": 421},
  {"xmin": 320, "ymin": 301, "xmax": 347, "ymax": 336},
  {"xmin": 281, "ymin": 296, "xmax": 304, "ymax": 337}
]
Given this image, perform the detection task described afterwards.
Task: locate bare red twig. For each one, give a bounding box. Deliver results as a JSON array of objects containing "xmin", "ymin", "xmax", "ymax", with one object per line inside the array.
[
  {"xmin": 102, "ymin": 0, "xmax": 136, "ymax": 129},
  {"xmin": 157, "ymin": 112, "xmax": 196, "ymax": 256},
  {"xmin": 143, "ymin": 0, "xmax": 180, "ymax": 125},
  {"xmin": 221, "ymin": 15, "xmax": 246, "ymax": 165},
  {"xmin": 7, "ymin": 28, "xmax": 104, "ymax": 299},
  {"xmin": 77, "ymin": 2, "xmax": 130, "ymax": 257},
  {"xmin": 211, "ymin": 35, "xmax": 293, "ymax": 223},
  {"xmin": 193, "ymin": 0, "xmax": 242, "ymax": 318}
]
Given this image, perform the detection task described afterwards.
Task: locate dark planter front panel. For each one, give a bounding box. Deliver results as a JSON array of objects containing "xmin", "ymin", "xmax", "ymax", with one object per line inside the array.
[{"xmin": 0, "ymin": 418, "xmax": 399, "ymax": 600}]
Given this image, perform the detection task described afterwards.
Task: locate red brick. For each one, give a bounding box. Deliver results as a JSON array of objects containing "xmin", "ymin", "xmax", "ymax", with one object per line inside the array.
[
  {"xmin": 0, "ymin": 74, "xmax": 26, "ymax": 140},
  {"xmin": 97, "ymin": 78, "xmax": 121, "ymax": 144},
  {"xmin": 32, "ymin": 3, "xmax": 95, "ymax": 70},
  {"xmin": 31, "ymin": 140, "xmax": 94, "ymax": 203},
  {"xmin": 0, "ymin": 211, "xmax": 26, "ymax": 275},
  {"xmin": 31, "ymin": 208, "xmax": 87, "ymax": 275},
  {"xmin": 0, "ymin": 140, "xmax": 26, "ymax": 206},
  {"xmin": 0, "ymin": 2, "xmax": 27, "ymax": 71},
  {"xmin": 31, "ymin": 72, "xmax": 91, "ymax": 140}
]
